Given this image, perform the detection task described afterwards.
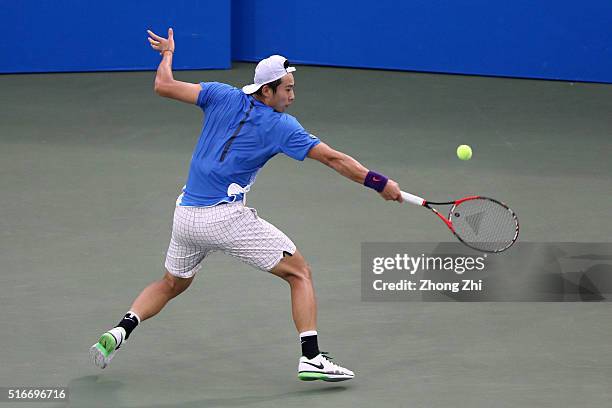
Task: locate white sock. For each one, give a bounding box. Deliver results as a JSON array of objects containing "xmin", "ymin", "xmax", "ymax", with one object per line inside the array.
[
  {"xmin": 299, "ymin": 330, "xmax": 318, "ymax": 338},
  {"xmin": 126, "ymin": 310, "xmax": 141, "ymax": 324}
]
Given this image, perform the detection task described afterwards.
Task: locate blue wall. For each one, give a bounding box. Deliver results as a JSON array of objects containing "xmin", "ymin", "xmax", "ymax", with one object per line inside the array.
[
  {"xmin": 1, "ymin": 0, "xmax": 230, "ymax": 73},
  {"xmin": 4, "ymin": 0, "xmax": 611, "ymax": 82},
  {"xmin": 232, "ymin": 0, "xmax": 612, "ymax": 83}
]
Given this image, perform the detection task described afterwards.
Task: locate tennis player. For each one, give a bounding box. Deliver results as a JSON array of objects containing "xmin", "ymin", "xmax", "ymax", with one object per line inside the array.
[{"xmin": 90, "ymin": 28, "xmax": 402, "ymax": 382}]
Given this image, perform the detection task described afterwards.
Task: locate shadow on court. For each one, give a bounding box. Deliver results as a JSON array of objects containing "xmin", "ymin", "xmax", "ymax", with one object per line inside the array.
[{"xmin": 68, "ymin": 375, "xmax": 350, "ymax": 407}]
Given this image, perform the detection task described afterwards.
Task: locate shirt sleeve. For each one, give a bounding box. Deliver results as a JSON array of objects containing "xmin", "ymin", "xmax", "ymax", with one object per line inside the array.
[
  {"xmin": 196, "ymin": 82, "xmax": 234, "ymax": 111},
  {"xmin": 277, "ymin": 115, "xmax": 321, "ymax": 161}
]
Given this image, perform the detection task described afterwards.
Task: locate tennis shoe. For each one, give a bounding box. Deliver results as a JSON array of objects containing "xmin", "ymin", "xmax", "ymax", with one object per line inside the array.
[
  {"xmin": 298, "ymin": 352, "xmax": 355, "ymax": 382},
  {"xmin": 89, "ymin": 328, "xmax": 125, "ymax": 369}
]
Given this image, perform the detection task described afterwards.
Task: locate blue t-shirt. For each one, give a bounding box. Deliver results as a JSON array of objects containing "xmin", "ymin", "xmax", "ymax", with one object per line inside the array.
[{"xmin": 179, "ymin": 82, "xmax": 320, "ymax": 206}]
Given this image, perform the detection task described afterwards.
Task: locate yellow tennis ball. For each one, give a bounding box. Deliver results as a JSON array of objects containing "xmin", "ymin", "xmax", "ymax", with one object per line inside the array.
[{"xmin": 457, "ymin": 144, "xmax": 472, "ymax": 160}]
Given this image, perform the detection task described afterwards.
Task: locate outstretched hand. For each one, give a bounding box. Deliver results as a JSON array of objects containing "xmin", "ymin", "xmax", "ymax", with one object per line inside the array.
[{"xmin": 147, "ymin": 28, "xmax": 175, "ymax": 55}]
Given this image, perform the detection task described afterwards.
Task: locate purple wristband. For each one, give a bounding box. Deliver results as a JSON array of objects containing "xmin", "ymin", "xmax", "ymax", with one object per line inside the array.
[{"xmin": 364, "ymin": 170, "xmax": 389, "ymax": 192}]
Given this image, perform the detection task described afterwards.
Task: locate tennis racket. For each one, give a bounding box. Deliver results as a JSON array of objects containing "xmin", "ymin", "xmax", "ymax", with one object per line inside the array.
[{"xmin": 400, "ymin": 191, "xmax": 519, "ymax": 253}]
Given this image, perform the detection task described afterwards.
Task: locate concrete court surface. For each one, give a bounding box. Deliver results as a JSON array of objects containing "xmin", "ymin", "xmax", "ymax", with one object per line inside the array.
[{"xmin": 1, "ymin": 63, "xmax": 611, "ymax": 407}]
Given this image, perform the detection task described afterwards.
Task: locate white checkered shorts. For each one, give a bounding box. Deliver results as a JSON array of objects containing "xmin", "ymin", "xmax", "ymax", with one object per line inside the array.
[{"xmin": 164, "ymin": 202, "xmax": 296, "ymax": 278}]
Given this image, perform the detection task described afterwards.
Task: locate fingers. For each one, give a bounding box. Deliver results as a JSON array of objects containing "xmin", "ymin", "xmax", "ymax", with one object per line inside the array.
[
  {"xmin": 148, "ymin": 37, "xmax": 162, "ymax": 51},
  {"xmin": 147, "ymin": 29, "xmax": 164, "ymax": 40},
  {"xmin": 168, "ymin": 27, "xmax": 174, "ymax": 38},
  {"xmin": 393, "ymin": 188, "xmax": 403, "ymax": 202},
  {"xmin": 392, "ymin": 182, "xmax": 403, "ymax": 202},
  {"xmin": 379, "ymin": 191, "xmax": 399, "ymax": 202},
  {"xmin": 387, "ymin": 193, "xmax": 402, "ymax": 202},
  {"xmin": 378, "ymin": 180, "xmax": 402, "ymax": 202}
]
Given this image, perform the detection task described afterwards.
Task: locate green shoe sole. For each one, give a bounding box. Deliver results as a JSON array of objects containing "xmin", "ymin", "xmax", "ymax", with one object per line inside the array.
[
  {"xmin": 298, "ymin": 372, "xmax": 328, "ymax": 381},
  {"xmin": 97, "ymin": 333, "xmax": 117, "ymax": 356}
]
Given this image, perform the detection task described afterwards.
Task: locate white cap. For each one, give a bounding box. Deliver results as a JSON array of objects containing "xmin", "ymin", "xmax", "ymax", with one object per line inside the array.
[{"xmin": 242, "ymin": 55, "xmax": 296, "ymax": 95}]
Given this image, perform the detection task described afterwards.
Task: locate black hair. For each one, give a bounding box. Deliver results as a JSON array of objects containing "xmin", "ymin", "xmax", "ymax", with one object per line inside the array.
[
  {"xmin": 254, "ymin": 59, "xmax": 291, "ymax": 96},
  {"xmin": 254, "ymin": 77, "xmax": 283, "ymax": 96}
]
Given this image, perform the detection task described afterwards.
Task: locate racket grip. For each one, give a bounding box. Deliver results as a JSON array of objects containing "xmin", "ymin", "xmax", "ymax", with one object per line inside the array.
[{"xmin": 401, "ymin": 191, "xmax": 425, "ymax": 206}]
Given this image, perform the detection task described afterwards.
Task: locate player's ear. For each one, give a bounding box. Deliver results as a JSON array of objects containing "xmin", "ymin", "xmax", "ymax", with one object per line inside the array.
[{"xmin": 261, "ymin": 84, "xmax": 270, "ymax": 98}]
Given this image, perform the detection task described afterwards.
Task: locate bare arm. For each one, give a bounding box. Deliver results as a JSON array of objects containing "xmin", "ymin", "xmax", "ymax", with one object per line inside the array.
[
  {"xmin": 308, "ymin": 142, "xmax": 368, "ymax": 183},
  {"xmin": 147, "ymin": 28, "xmax": 201, "ymax": 104},
  {"xmin": 307, "ymin": 142, "xmax": 402, "ymax": 202}
]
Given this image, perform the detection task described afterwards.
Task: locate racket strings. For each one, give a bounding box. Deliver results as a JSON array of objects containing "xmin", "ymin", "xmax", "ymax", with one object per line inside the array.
[{"xmin": 450, "ymin": 198, "xmax": 518, "ymax": 252}]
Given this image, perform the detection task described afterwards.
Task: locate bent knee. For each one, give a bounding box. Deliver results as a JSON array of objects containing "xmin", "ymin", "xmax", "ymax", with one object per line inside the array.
[
  {"xmin": 283, "ymin": 264, "xmax": 312, "ymax": 284},
  {"xmin": 163, "ymin": 271, "xmax": 193, "ymax": 295}
]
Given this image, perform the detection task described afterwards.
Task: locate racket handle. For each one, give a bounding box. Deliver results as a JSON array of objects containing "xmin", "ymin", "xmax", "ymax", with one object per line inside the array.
[{"xmin": 401, "ymin": 191, "xmax": 425, "ymax": 206}]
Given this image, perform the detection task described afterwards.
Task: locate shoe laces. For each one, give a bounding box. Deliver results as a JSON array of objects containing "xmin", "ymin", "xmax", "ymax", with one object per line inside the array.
[{"xmin": 320, "ymin": 351, "xmax": 343, "ymax": 371}]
